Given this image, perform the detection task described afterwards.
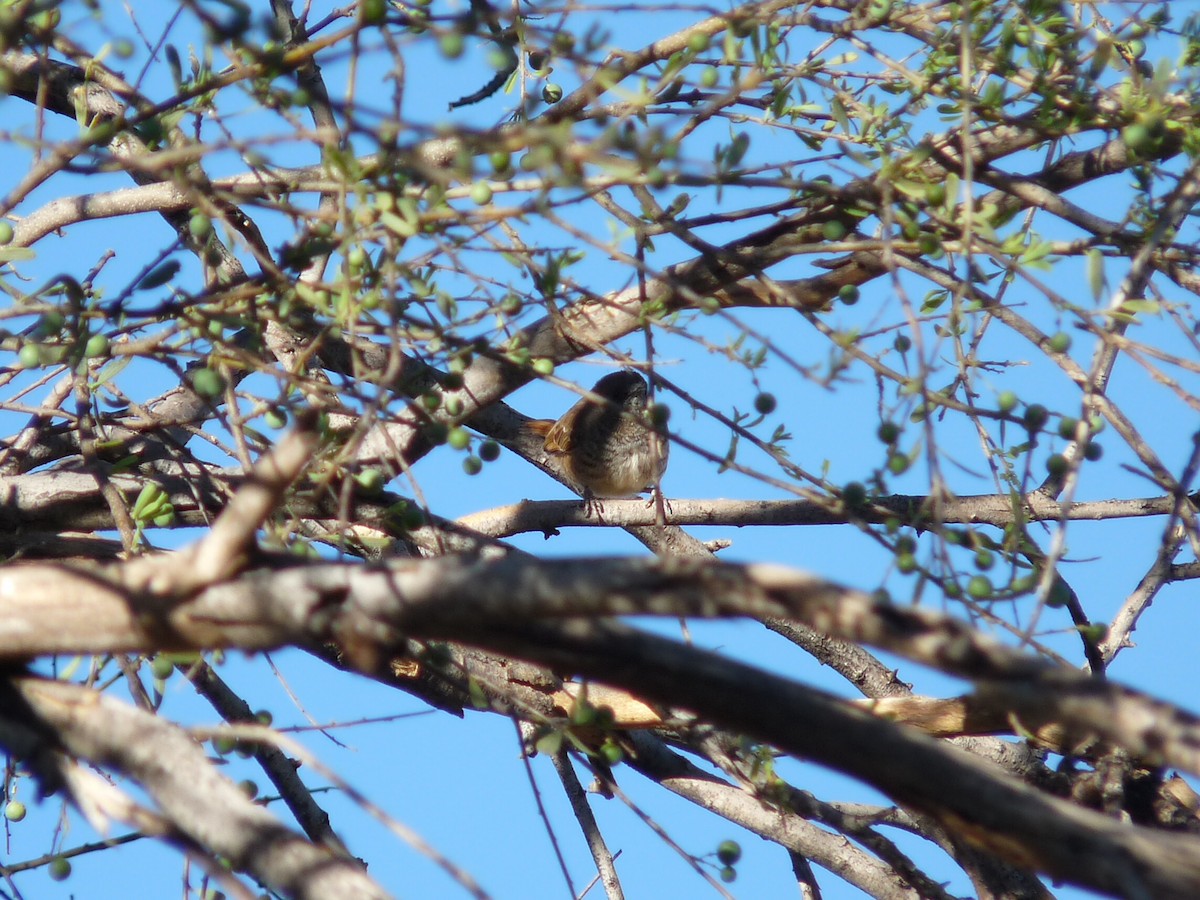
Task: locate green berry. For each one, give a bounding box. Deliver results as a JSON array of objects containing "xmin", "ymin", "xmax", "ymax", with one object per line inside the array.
[
  {"xmin": 17, "ymin": 343, "xmax": 40, "ymax": 368},
  {"xmin": 463, "ymin": 456, "xmax": 483, "ymax": 475},
  {"xmin": 716, "ymin": 840, "xmax": 742, "ymax": 865},
  {"xmin": 490, "ymin": 150, "xmax": 511, "ymax": 173},
  {"xmin": 1046, "ymin": 453, "xmax": 1069, "ymax": 477},
  {"xmin": 841, "ymin": 481, "xmax": 867, "ymax": 508},
  {"xmin": 996, "ymin": 391, "xmax": 1018, "ymax": 413},
  {"xmin": 190, "ymin": 367, "xmax": 225, "ymax": 399},
  {"xmin": 887, "ymin": 452, "xmax": 909, "ymax": 475},
  {"xmin": 700, "ymin": 67, "xmax": 719, "ymax": 88},
  {"xmin": 394, "ymin": 502, "xmax": 425, "ymax": 530},
  {"xmin": 150, "ymin": 655, "xmax": 175, "ymax": 680},
  {"xmin": 0, "ymin": 221, "xmax": 13, "ymax": 245},
  {"xmin": 1048, "ymin": 332, "xmax": 1072, "ymax": 354},
  {"xmin": 213, "ymin": 735, "xmax": 237, "ymax": 755},
  {"xmin": 719, "ymin": 866, "xmax": 737, "ymax": 883},
  {"xmin": 469, "ymin": 181, "xmax": 493, "ymax": 205},
  {"xmin": 439, "ymin": 33, "xmax": 464, "ymax": 59},
  {"xmin": 264, "ymin": 408, "xmax": 288, "ymax": 429},
  {"xmin": 360, "ymin": 0, "xmax": 387, "ymax": 24},
  {"xmin": 1046, "ymin": 579, "xmax": 1072, "ymax": 608},
  {"xmin": 4, "ymin": 801, "xmax": 26, "ymax": 822},
  {"xmin": 1121, "ymin": 123, "xmax": 1154, "ymax": 156},
  {"xmin": 447, "ymin": 427, "xmax": 471, "ymax": 450},
  {"xmin": 838, "ymin": 285, "xmax": 860, "ymax": 305},
  {"xmin": 687, "ymin": 32, "xmax": 711, "ymax": 53},
  {"xmin": 346, "ymin": 246, "xmax": 368, "ymax": 269},
  {"xmin": 84, "ymin": 333, "xmax": 110, "ymax": 358},
  {"xmin": 542, "ymin": 83, "xmax": 563, "ymax": 104},
  {"xmin": 1058, "ymin": 417, "xmax": 1079, "ymax": 439},
  {"xmin": 48, "ymin": 858, "xmax": 71, "ymax": 881},
  {"xmin": 1022, "ymin": 404, "xmax": 1049, "ymax": 431},
  {"xmin": 189, "ymin": 212, "xmax": 212, "ymax": 241},
  {"xmin": 896, "ymin": 552, "xmax": 918, "ymax": 574},
  {"xmin": 532, "ymin": 357, "xmax": 555, "ymax": 376},
  {"xmin": 917, "ymin": 233, "xmax": 942, "ymax": 256},
  {"xmin": 966, "ymin": 575, "xmax": 993, "ymax": 599},
  {"xmin": 822, "ymin": 220, "xmax": 847, "ymax": 241}
]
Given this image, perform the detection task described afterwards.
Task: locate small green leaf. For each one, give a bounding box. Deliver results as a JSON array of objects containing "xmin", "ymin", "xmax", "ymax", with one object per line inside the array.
[
  {"xmin": 136, "ymin": 261, "xmax": 181, "ymax": 291},
  {"xmin": 536, "ymin": 730, "xmax": 564, "ymax": 755},
  {"xmin": 0, "ymin": 247, "xmax": 36, "ymax": 263},
  {"xmin": 1085, "ymin": 248, "xmax": 1106, "ymax": 302}
]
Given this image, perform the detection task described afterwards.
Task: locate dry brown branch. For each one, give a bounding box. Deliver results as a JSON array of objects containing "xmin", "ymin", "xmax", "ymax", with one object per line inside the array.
[
  {"xmin": 0, "ymin": 675, "xmax": 388, "ymax": 900},
  {"xmin": 3, "ymin": 2, "xmax": 1200, "ymax": 896},
  {"xmin": 3, "ymin": 553, "xmax": 1200, "ymax": 781}
]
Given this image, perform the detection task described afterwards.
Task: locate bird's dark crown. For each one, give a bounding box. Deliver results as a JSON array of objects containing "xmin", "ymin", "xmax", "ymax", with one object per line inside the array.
[{"xmin": 591, "ymin": 370, "xmax": 648, "ymax": 402}]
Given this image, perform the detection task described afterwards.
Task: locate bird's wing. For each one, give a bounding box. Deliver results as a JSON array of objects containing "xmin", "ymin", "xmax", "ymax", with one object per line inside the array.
[
  {"xmin": 539, "ymin": 402, "xmax": 585, "ymax": 454},
  {"xmin": 523, "ymin": 416, "xmax": 575, "ymax": 453}
]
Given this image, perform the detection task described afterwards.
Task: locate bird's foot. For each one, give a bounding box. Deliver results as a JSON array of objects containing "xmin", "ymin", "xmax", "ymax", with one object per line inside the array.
[
  {"xmin": 644, "ymin": 485, "xmax": 672, "ymax": 521},
  {"xmin": 583, "ymin": 491, "xmax": 606, "ymax": 521}
]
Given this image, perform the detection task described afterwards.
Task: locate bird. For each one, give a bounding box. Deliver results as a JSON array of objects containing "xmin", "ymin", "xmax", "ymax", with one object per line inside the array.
[{"xmin": 526, "ymin": 370, "xmax": 668, "ymax": 503}]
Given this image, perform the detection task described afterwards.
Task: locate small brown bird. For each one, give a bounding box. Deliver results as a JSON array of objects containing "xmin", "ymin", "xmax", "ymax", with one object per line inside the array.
[{"xmin": 527, "ymin": 370, "xmax": 668, "ymax": 500}]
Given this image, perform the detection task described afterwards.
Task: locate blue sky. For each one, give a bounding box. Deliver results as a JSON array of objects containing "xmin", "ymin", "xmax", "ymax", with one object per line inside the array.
[{"xmin": 1, "ymin": 2, "xmax": 1198, "ymax": 898}]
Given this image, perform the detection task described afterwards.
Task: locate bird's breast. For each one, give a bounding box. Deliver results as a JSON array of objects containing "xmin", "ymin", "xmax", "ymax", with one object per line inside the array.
[{"xmin": 571, "ymin": 429, "xmax": 667, "ymax": 497}]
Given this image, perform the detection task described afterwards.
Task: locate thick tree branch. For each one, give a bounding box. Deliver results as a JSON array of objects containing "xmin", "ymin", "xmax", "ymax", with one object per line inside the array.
[
  {"xmin": 3, "ymin": 553, "xmax": 1200, "ymax": 780},
  {"xmin": 0, "ymin": 674, "xmax": 387, "ymax": 900}
]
